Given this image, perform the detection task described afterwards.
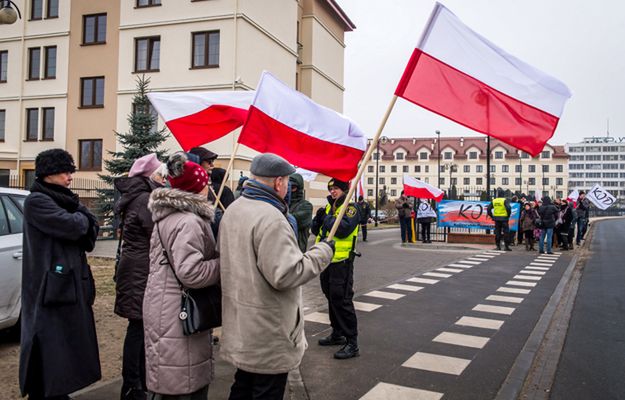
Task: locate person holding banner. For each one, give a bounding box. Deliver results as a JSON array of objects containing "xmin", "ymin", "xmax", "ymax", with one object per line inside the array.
[
  {"xmin": 416, "ymin": 199, "xmax": 436, "ymax": 243},
  {"xmin": 395, "ymin": 191, "xmax": 413, "ymax": 244},
  {"xmin": 487, "ymin": 189, "xmax": 512, "ymax": 251},
  {"xmin": 312, "ymin": 178, "xmax": 361, "ymax": 360}
]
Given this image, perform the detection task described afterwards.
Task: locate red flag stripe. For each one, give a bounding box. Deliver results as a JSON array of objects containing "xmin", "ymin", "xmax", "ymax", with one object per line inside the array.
[
  {"xmin": 239, "ymin": 106, "xmax": 364, "ymax": 181},
  {"xmin": 164, "ymin": 105, "xmax": 248, "ymax": 151},
  {"xmin": 395, "ymin": 49, "xmax": 560, "ymax": 157}
]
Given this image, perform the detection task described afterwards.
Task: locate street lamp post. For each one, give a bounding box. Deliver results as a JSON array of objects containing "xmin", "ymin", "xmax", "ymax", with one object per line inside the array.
[
  {"xmin": 486, "ymin": 136, "xmax": 492, "ymax": 200},
  {"xmin": 436, "ymin": 130, "xmax": 441, "ymax": 188},
  {"xmin": 374, "ymin": 136, "xmax": 388, "ymax": 227},
  {"xmin": 518, "ymin": 157, "xmax": 522, "ymax": 194},
  {"xmin": 0, "ymin": 1, "xmax": 22, "ymax": 24}
]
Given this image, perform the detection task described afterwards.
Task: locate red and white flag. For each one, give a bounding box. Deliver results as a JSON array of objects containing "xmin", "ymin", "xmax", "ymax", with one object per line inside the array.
[
  {"xmin": 395, "ymin": 3, "xmax": 572, "ymax": 156},
  {"xmin": 356, "ymin": 175, "xmax": 365, "ymax": 198},
  {"xmin": 239, "ymin": 72, "xmax": 367, "ymax": 181},
  {"xmin": 567, "ymin": 189, "xmax": 579, "ymax": 208},
  {"xmin": 147, "ymin": 91, "xmax": 254, "ymax": 151},
  {"xmin": 403, "ymin": 175, "xmax": 444, "ymax": 202}
]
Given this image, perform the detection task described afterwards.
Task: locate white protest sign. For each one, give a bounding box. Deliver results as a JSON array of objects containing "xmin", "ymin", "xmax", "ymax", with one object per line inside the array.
[{"xmin": 586, "ymin": 184, "xmax": 616, "ymax": 210}]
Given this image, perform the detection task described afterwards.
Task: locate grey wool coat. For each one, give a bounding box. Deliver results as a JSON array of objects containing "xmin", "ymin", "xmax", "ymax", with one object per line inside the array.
[
  {"xmin": 144, "ymin": 188, "xmax": 220, "ymax": 395},
  {"xmin": 218, "ymin": 196, "xmax": 334, "ymax": 375}
]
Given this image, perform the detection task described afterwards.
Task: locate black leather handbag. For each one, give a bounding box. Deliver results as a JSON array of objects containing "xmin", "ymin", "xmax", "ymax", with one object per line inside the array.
[{"xmin": 156, "ymin": 224, "xmax": 222, "ymax": 336}]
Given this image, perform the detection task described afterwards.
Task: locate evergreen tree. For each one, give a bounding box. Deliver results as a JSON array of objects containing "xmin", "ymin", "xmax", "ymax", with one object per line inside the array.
[{"xmin": 96, "ymin": 75, "xmax": 169, "ymax": 228}]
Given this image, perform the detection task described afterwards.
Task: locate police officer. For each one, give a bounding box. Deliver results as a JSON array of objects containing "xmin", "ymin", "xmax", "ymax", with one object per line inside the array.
[
  {"xmin": 487, "ymin": 188, "xmax": 512, "ymax": 251},
  {"xmin": 311, "ymin": 178, "xmax": 361, "ymax": 359}
]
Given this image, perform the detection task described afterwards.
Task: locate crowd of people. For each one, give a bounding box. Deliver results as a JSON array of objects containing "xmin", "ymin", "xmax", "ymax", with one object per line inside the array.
[{"xmin": 19, "ymin": 148, "xmax": 365, "ymax": 400}]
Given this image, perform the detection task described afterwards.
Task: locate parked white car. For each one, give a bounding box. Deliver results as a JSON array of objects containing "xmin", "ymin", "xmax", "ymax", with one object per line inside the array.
[{"xmin": 0, "ymin": 188, "xmax": 29, "ymax": 331}]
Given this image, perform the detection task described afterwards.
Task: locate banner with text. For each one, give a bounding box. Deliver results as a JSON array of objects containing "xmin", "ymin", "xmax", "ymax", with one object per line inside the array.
[
  {"xmin": 437, "ymin": 200, "xmax": 521, "ymax": 231},
  {"xmin": 586, "ymin": 184, "xmax": 617, "ymax": 210}
]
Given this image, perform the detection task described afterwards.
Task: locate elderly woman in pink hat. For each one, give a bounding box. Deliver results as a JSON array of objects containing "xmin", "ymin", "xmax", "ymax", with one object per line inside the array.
[{"xmin": 113, "ymin": 153, "xmax": 165, "ymax": 400}]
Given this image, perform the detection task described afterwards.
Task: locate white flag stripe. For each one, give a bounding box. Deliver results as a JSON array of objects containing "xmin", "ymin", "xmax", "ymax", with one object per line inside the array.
[{"xmin": 147, "ymin": 91, "xmax": 255, "ymax": 122}]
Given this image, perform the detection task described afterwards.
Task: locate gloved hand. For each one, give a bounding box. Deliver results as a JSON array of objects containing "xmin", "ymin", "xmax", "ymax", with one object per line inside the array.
[
  {"xmin": 315, "ymin": 207, "xmax": 327, "ymax": 220},
  {"xmin": 320, "ymin": 239, "xmax": 336, "ymax": 254}
]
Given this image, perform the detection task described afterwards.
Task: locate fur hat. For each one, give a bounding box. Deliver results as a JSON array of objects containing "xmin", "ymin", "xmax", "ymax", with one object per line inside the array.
[
  {"xmin": 35, "ymin": 149, "xmax": 76, "ymax": 178},
  {"xmin": 327, "ymin": 178, "xmax": 349, "ymax": 192},
  {"xmin": 166, "ymin": 152, "xmax": 209, "ymax": 194},
  {"xmin": 129, "ymin": 153, "xmax": 162, "ymax": 178}
]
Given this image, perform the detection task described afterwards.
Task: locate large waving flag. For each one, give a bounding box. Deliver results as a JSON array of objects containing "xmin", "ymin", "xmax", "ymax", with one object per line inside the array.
[
  {"xmin": 147, "ymin": 91, "xmax": 255, "ymax": 151},
  {"xmin": 395, "ymin": 3, "xmax": 572, "ymax": 156},
  {"xmin": 239, "ymin": 72, "xmax": 367, "ymax": 181},
  {"xmin": 403, "ymin": 175, "xmax": 444, "ymax": 202}
]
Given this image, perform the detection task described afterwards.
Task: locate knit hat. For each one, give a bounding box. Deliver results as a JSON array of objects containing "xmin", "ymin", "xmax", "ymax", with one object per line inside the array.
[
  {"xmin": 129, "ymin": 153, "xmax": 162, "ymax": 178},
  {"xmin": 166, "ymin": 153, "xmax": 209, "ymax": 193},
  {"xmin": 35, "ymin": 148, "xmax": 76, "ymax": 178},
  {"xmin": 327, "ymin": 178, "xmax": 349, "ymax": 192},
  {"xmin": 189, "ymin": 147, "xmax": 218, "ymax": 164},
  {"xmin": 250, "ymin": 153, "xmax": 295, "ymax": 177}
]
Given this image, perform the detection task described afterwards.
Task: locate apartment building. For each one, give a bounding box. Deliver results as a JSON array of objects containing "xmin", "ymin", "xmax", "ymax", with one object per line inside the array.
[
  {"xmin": 0, "ymin": 0, "xmax": 355, "ymax": 206},
  {"xmin": 566, "ymin": 137, "xmax": 625, "ymax": 202},
  {"xmin": 363, "ymin": 136, "xmax": 569, "ymax": 201}
]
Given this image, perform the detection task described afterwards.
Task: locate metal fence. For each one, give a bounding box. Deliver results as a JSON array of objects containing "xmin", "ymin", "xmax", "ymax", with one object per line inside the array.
[{"xmin": 0, "ymin": 174, "xmax": 111, "ymax": 199}]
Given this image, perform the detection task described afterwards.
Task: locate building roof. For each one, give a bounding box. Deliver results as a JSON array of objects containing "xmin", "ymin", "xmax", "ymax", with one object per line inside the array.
[
  {"xmin": 367, "ymin": 136, "xmax": 569, "ymax": 161},
  {"xmin": 323, "ymin": 0, "xmax": 356, "ymax": 31}
]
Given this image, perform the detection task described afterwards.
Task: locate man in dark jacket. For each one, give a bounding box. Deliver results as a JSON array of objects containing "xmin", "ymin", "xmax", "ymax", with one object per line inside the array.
[
  {"xmin": 188, "ymin": 146, "xmax": 218, "ymax": 173},
  {"xmin": 538, "ymin": 196, "xmax": 559, "ymax": 254},
  {"xmin": 311, "ymin": 178, "xmax": 361, "ymax": 360},
  {"xmin": 487, "ymin": 189, "xmax": 512, "ymax": 251},
  {"xmin": 209, "ymin": 167, "xmax": 235, "ymax": 209},
  {"xmin": 20, "ymin": 149, "xmax": 100, "ymax": 400},
  {"xmin": 114, "ymin": 153, "xmax": 163, "ymax": 400},
  {"xmin": 575, "ymin": 191, "xmax": 591, "ymax": 245},
  {"xmin": 356, "ymin": 196, "xmax": 371, "ymax": 241},
  {"xmin": 288, "ymin": 173, "xmax": 313, "ymax": 252}
]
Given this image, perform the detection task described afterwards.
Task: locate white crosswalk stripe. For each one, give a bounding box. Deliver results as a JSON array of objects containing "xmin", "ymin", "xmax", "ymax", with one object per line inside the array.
[
  {"xmin": 432, "ymin": 331, "xmax": 490, "ymax": 349},
  {"xmin": 387, "ymin": 283, "xmax": 423, "ymax": 292},
  {"xmin": 448, "ymin": 263, "xmax": 473, "ymax": 269},
  {"xmin": 477, "ymin": 254, "xmax": 496, "ymax": 258},
  {"xmin": 407, "ymin": 277, "xmax": 439, "ymax": 285},
  {"xmin": 363, "ymin": 290, "xmax": 405, "ymax": 300},
  {"xmin": 457, "ymin": 260, "xmax": 481, "ymax": 265},
  {"xmin": 437, "ymin": 267, "xmax": 463, "ymax": 273},
  {"xmin": 467, "ymin": 257, "xmax": 487, "ymax": 262},
  {"xmin": 513, "ymin": 274, "xmax": 542, "ymax": 281},
  {"xmin": 497, "ymin": 287, "xmax": 531, "ymax": 294},
  {"xmin": 402, "ymin": 352, "xmax": 472, "ymax": 375},
  {"xmin": 423, "ymin": 272, "xmax": 453, "ymax": 278},
  {"xmin": 360, "ymin": 383, "xmax": 443, "ymax": 400},
  {"xmin": 455, "ymin": 316, "xmax": 504, "ymax": 330},
  {"xmin": 506, "ymin": 280, "xmax": 537, "ymax": 287},
  {"xmin": 304, "ymin": 312, "xmax": 330, "ymax": 325},
  {"xmin": 518, "ymin": 270, "xmax": 546, "ymax": 276},
  {"xmin": 486, "ymin": 295, "xmax": 524, "ymax": 304},
  {"xmin": 525, "ymin": 266, "xmax": 550, "ymax": 271},
  {"xmin": 473, "ymin": 304, "xmax": 515, "ymax": 315},
  {"xmin": 353, "ymin": 301, "xmax": 383, "ymax": 312}
]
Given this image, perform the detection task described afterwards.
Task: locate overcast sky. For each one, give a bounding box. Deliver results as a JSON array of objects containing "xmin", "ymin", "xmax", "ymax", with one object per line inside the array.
[{"xmin": 336, "ymin": 0, "xmax": 625, "ymax": 145}]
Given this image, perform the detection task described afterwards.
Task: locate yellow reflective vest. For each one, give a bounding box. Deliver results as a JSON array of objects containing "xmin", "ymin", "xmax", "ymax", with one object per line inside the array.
[
  {"xmin": 316, "ymin": 203, "xmax": 358, "ymax": 263},
  {"xmin": 492, "ymin": 198, "xmax": 509, "ymax": 217}
]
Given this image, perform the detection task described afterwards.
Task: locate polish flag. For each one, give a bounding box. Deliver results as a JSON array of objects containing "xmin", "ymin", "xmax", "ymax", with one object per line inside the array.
[
  {"xmin": 239, "ymin": 72, "xmax": 367, "ymax": 181},
  {"xmin": 356, "ymin": 175, "xmax": 365, "ymax": 198},
  {"xmin": 395, "ymin": 3, "xmax": 572, "ymax": 156},
  {"xmin": 147, "ymin": 91, "xmax": 255, "ymax": 151},
  {"xmin": 403, "ymin": 175, "xmax": 444, "ymax": 202},
  {"xmin": 567, "ymin": 189, "xmax": 579, "ymax": 208}
]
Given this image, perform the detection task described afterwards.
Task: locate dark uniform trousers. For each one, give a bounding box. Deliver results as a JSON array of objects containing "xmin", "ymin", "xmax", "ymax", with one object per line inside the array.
[
  {"xmin": 228, "ymin": 369, "xmax": 288, "ymax": 400},
  {"xmin": 319, "ymin": 259, "xmax": 358, "ymax": 339},
  {"xmin": 495, "ymin": 220, "xmax": 510, "ymax": 247}
]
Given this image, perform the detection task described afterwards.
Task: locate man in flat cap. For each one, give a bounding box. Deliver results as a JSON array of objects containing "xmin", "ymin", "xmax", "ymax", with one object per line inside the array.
[
  {"xmin": 311, "ymin": 178, "xmax": 361, "ymax": 360},
  {"xmin": 219, "ymin": 153, "xmax": 335, "ymax": 399}
]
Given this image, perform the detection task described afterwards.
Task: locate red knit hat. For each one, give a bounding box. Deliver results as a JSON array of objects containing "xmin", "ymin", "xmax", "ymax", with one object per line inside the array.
[{"xmin": 168, "ymin": 161, "xmax": 209, "ymax": 194}]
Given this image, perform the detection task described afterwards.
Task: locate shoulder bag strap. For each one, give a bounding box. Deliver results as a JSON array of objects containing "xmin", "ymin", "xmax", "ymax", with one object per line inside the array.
[{"xmin": 155, "ymin": 222, "xmax": 184, "ymax": 290}]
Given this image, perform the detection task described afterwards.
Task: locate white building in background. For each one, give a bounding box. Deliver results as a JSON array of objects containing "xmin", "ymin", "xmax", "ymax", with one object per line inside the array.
[{"xmin": 565, "ymin": 137, "xmax": 625, "ymax": 203}]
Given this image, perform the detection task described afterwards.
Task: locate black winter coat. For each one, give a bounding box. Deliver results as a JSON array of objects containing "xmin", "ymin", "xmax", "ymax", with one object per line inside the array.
[
  {"xmin": 114, "ymin": 176, "xmax": 159, "ymax": 319},
  {"xmin": 557, "ymin": 205, "xmax": 574, "ymax": 232},
  {"xmin": 20, "ymin": 181, "xmax": 100, "ymax": 398},
  {"xmin": 538, "ymin": 197, "xmax": 559, "ymax": 229}
]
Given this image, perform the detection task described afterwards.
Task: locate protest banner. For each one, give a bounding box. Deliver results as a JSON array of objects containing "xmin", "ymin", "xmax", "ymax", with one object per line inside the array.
[
  {"xmin": 586, "ymin": 184, "xmax": 616, "ymax": 210},
  {"xmin": 437, "ymin": 200, "xmax": 521, "ymax": 231}
]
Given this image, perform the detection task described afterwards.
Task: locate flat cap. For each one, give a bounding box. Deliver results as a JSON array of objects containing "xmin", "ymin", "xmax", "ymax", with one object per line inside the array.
[{"xmin": 250, "ymin": 153, "xmax": 295, "ymax": 177}]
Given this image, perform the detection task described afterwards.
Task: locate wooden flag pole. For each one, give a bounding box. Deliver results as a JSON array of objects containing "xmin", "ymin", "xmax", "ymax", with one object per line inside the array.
[
  {"xmin": 208, "ymin": 186, "xmax": 226, "ymax": 211},
  {"xmin": 215, "ymin": 141, "xmax": 240, "ymax": 207},
  {"xmin": 327, "ymin": 95, "xmax": 398, "ymax": 241}
]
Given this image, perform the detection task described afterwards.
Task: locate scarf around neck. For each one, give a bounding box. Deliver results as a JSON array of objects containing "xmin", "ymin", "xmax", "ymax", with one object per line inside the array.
[
  {"xmin": 30, "ymin": 179, "xmax": 80, "ymax": 212},
  {"xmin": 242, "ymin": 179, "xmax": 298, "ymax": 235}
]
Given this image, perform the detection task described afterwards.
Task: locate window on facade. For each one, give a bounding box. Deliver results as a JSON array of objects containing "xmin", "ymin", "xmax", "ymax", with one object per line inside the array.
[
  {"xmin": 543, "ymin": 178, "xmax": 549, "ymax": 185},
  {"xmin": 420, "ymin": 152, "xmax": 428, "ymax": 160},
  {"xmin": 0, "ymin": 51, "xmax": 7, "ymax": 83},
  {"xmin": 495, "ymin": 151, "xmax": 503, "ymax": 159},
  {"xmin": 490, "ymin": 165, "xmax": 496, "ymax": 172},
  {"xmin": 444, "ymin": 152, "xmax": 452, "ymax": 160},
  {"xmin": 425, "ymin": 165, "xmax": 429, "ymax": 173},
  {"xmin": 529, "ymin": 178, "xmax": 535, "ymax": 185},
  {"xmin": 31, "ymin": 0, "xmax": 43, "ymax": 20},
  {"xmin": 603, "ymin": 155, "xmax": 619, "ymax": 161},
  {"xmin": 463, "ymin": 165, "xmax": 470, "ymax": 173},
  {"xmin": 440, "ymin": 178, "xmax": 445, "ymax": 185},
  {"xmin": 586, "ymin": 172, "xmax": 601, "ymax": 178},
  {"xmin": 192, "ymin": 31, "xmax": 220, "ymax": 68},
  {"xmin": 568, "ymin": 146, "xmax": 583, "ymax": 153},
  {"xmin": 586, "ymin": 155, "xmax": 601, "ymax": 161},
  {"xmin": 367, "ymin": 189, "xmax": 373, "ymax": 197},
  {"xmin": 414, "ymin": 165, "xmax": 420, "ymax": 173},
  {"xmin": 476, "ymin": 177, "xmax": 483, "ymax": 185},
  {"xmin": 79, "ymin": 139, "xmax": 103, "ymax": 171},
  {"xmin": 373, "ymin": 152, "xmax": 379, "ymax": 160},
  {"xmin": 515, "ymin": 164, "xmax": 521, "ymax": 173},
  {"xmin": 556, "ymin": 178, "xmax": 563, "ymax": 186},
  {"xmin": 585, "ymin": 146, "xmax": 601, "ymax": 152},
  {"xmin": 135, "ymin": 37, "xmax": 160, "ymax": 72},
  {"xmin": 556, "ymin": 164, "xmax": 563, "ymax": 173},
  {"xmin": 26, "ymin": 108, "xmax": 38, "ymax": 141},
  {"xmin": 469, "ymin": 151, "xmax": 477, "ymax": 159},
  {"xmin": 136, "ymin": 0, "xmax": 161, "ymax": 7},
  {"xmin": 0, "ymin": 110, "xmax": 5, "ymax": 141},
  {"xmin": 451, "ymin": 178, "xmax": 457, "ymax": 186},
  {"xmin": 515, "ymin": 178, "xmax": 521, "ymax": 185},
  {"xmin": 28, "ymin": 47, "xmax": 40, "ymax": 80},
  {"xmin": 396, "ymin": 152, "xmax": 404, "ymax": 160},
  {"xmin": 490, "ymin": 177, "xmax": 495, "ymax": 185},
  {"xmin": 541, "ymin": 151, "xmax": 551, "ymax": 159},
  {"xmin": 81, "ymin": 77, "xmax": 105, "ymax": 107},
  {"xmin": 402, "ymin": 165, "xmax": 409, "ymax": 173},
  {"xmin": 604, "ymin": 146, "xmax": 619, "ymax": 152},
  {"xmin": 502, "ymin": 178, "xmax": 509, "ymax": 185},
  {"xmin": 367, "ymin": 165, "xmax": 373, "ymax": 173},
  {"xmin": 44, "ymin": 46, "xmax": 56, "ymax": 79},
  {"xmin": 379, "ymin": 165, "xmax": 385, "ymax": 173},
  {"xmin": 391, "ymin": 165, "xmax": 397, "ymax": 173},
  {"xmin": 83, "ymin": 14, "xmax": 107, "ymax": 45},
  {"xmin": 391, "ymin": 177, "xmax": 397, "ymax": 185},
  {"xmin": 476, "ymin": 165, "xmax": 483, "ymax": 173},
  {"xmin": 569, "ymin": 164, "xmax": 584, "ymax": 170},
  {"xmin": 502, "ymin": 165, "xmax": 509, "ymax": 173},
  {"xmin": 586, "ymin": 163, "xmax": 602, "ymax": 170},
  {"xmin": 367, "ymin": 177, "xmax": 373, "ymax": 185},
  {"xmin": 464, "ymin": 177, "xmax": 470, "ymax": 185},
  {"xmin": 439, "ymin": 165, "xmax": 445, "ymax": 173},
  {"xmin": 379, "ymin": 177, "xmax": 385, "ymax": 184},
  {"xmin": 542, "ymin": 165, "xmax": 549, "ymax": 173},
  {"xmin": 529, "ymin": 165, "xmax": 536, "ymax": 173},
  {"xmin": 603, "ymin": 163, "xmax": 619, "ymax": 170},
  {"xmin": 390, "ymin": 189, "xmax": 397, "ymax": 196},
  {"xmin": 520, "ymin": 152, "xmax": 530, "ymax": 159},
  {"xmin": 41, "ymin": 107, "xmax": 54, "ymax": 140},
  {"xmin": 47, "ymin": 0, "xmax": 59, "ymax": 18}
]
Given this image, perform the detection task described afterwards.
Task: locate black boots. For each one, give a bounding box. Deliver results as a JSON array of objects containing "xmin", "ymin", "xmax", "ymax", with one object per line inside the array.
[
  {"xmin": 505, "ymin": 246, "xmax": 512, "ymax": 251},
  {"xmin": 318, "ymin": 333, "xmax": 346, "ymax": 346},
  {"xmin": 334, "ymin": 337, "xmax": 360, "ymax": 359}
]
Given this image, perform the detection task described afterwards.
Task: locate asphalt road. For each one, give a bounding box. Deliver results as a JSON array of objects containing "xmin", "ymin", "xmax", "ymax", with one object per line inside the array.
[{"xmin": 549, "ymin": 218, "xmax": 625, "ymax": 400}]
